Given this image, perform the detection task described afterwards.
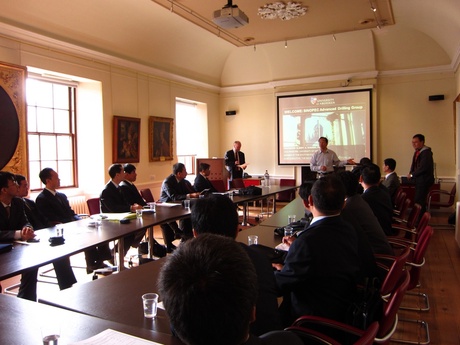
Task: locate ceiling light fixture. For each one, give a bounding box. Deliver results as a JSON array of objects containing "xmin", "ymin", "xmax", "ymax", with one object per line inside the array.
[{"xmin": 258, "ymin": 2, "xmax": 308, "ymax": 21}]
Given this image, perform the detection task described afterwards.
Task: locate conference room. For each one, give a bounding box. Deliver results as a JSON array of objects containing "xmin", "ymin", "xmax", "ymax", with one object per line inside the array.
[{"xmin": 0, "ymin": 0, "xmax": 459, "ymax": 343}]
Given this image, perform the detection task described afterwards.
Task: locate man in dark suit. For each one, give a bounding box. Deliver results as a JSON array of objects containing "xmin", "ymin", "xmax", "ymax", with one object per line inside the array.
[
  {"xmin": 224, "ymin": 140, "xmax": 248, "ymax": 182},
  {"xmin": 274, "ymin": 176, "xmax": 360, "ymax": 326},
  {"xmin": 36, "ymin": 167, "xmax": 111, "ymax": 273},
  {"xmin": 407, "ymin": 134, "xmax": 435, "ymax": 215},
  {"xmin": 159, "ymin": 163, "xmax": 200, "ymax": 252},
  {"xmin": 15, "ymin": 174, "xmax": 77, "ymax": 291},
  {"xmin": 119, "ymin": 164, "xmax": 147, "ymax": 207},
  {"xmin": 193, "ymin": 162, "xmax": 217, "ymax": 193},
  {"xmin": 100, "ymin": 163, "xmax": 144, "ymax": 258},
  {"xmin": 382, "ymin": 158, "xmax": 400, "ymax": 203},
  {"xmin": 360, "ymin": 164, "xmax": 395, "ymax": 236},
  {"xmin": 0, "ymin": 172, "xmax": 37, "ymax": 300},
  {"xmin": 191, "ymin": 194, "xmax": 282, "ymax": 335}
]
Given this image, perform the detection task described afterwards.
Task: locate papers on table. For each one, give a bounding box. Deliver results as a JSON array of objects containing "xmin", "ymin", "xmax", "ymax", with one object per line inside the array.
[
  {"xmin": 154, "ymin": 202, "xmax": 181, "ymax": 207},
  {"xmin": 275, "ymin": 242, "xmax": 290, "ymax": 251},
  {"xmin": 69, "ymin": 329, "xmax": 163, "ymax": 345},
  {"xmin": 101, "ymin": 213, "xmax": 137, "ymax": 221}
]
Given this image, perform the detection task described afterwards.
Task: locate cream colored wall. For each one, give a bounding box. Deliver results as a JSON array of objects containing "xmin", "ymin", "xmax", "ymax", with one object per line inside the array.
[{"xmin": 0, "ymin": 37, "xmax": 220, "ymax": 199}]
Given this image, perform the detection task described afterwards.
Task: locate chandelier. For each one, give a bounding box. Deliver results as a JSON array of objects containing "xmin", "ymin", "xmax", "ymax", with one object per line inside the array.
[{"xmin": 258, "ymin": 2, "xmax": 308, "ymax": 21}]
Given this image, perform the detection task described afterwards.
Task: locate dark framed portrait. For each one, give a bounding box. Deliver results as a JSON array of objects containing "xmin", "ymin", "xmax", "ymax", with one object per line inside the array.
[
  {"xmin": 149, "ymin": 116, "xmax": 174, "ymax": 161},
  {"xmin": 113, "ymin": 116, "xmax": 141, "ymax": 163}
]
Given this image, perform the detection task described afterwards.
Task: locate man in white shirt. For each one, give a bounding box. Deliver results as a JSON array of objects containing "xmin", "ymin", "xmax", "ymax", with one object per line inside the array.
[{"xmin": 310, "ymin": 137, "xmax": 355, "ymax": 178}]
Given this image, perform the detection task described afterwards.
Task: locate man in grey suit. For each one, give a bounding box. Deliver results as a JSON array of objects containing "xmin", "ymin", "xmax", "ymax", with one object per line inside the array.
[{"xmin": 382, "ymin": 158, "xmax": 400, "ymax": 203}]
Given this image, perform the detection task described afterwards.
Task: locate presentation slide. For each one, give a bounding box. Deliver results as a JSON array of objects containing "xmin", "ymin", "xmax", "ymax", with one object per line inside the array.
[{"xmin": 277, "ymin": 89, "xmax": 372, "ymax": 165}]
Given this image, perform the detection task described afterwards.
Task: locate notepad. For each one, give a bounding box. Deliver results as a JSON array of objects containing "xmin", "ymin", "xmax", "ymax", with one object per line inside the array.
[{"xmin": 69, "ymin": 329, "xmax": 163, "ymax": 345}]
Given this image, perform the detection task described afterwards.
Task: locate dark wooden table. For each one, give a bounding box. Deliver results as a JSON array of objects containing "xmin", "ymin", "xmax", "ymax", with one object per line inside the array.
[
  {"xmin": 0, "ymin": 293, "xmax": 182, "ymax": 344},
  {"xmin": 256, "ymin": 197, "xmax": 306, "ymax": 228}
]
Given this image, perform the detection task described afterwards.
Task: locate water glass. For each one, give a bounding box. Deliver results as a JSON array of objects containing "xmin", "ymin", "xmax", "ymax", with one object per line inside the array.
[
  {"xmin": 288, "ymin": 214, "xmax": 296, "ymax": 224},
  {"xmin": 248, "ymin": 235, "xmax": 258, "ymax": 246},
  {"xmin": 284, "ymin": 226, "xmax": 294, "ymax": 237},
  {"xmin": 142, "ymin": 293, "xmax": 159, "ymax": 319},
  {"xmin": 136, "ymin": 209, "xmax": 143, "ymax": 218}
]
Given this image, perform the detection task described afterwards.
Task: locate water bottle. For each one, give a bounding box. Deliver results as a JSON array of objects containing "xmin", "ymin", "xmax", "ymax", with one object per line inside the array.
[{"xmin": 264, "ymin": 170, "xmax": 270, "ymax": 187}]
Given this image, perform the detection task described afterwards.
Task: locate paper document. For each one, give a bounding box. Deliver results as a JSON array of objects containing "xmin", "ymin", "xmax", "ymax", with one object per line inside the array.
[
  {"xmin": 275, "ymin": 242, "xmax": 290, "ymax": 252},
  {"xmin": 69, "ymin": 329, "xmax": 163, "ymax": 345},
  {"xmin": 154, "ymin": 202, "xmax": 181, "ymax": 207},
  {"xmin": 101, "ymin": 213, "xmax": 136, "ymax": 221}
]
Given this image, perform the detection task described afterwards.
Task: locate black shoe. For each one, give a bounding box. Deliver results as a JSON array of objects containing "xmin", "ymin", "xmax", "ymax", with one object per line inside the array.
[
  {"xmin": 166, "ymin": 244, "xmax": 177, "ymax": 253},
  {"xmin": 174, "ymin": 231, "xmax": 184, "ymax": 240}
]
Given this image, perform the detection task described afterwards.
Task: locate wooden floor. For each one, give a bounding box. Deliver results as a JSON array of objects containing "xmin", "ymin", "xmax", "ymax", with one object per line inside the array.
[
  {"xmin": 2, "ymin": 207, "xmax": 460, "ymax": 344},
  {"xmin": 390, "ymin": 212, "xmax": 460, "ymax": 345}
]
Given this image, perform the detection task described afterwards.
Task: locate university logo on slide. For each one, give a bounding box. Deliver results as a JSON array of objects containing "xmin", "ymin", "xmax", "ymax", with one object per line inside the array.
[{"xmin": 310, "ymin": 97, "xmax": 317, "ymax": 105}]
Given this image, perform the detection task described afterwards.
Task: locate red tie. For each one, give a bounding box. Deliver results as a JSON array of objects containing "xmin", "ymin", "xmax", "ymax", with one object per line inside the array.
[{"xmin": 415, "ymin": 150, "xmax": 421, "ymax": 160}]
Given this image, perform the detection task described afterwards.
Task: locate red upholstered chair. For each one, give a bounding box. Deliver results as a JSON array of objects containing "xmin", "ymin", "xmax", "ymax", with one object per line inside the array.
[
  {"xmin": 276, "ymin": 179, "xmax": 297, "ymax": 203},
  {"xmin": 393, "ymin": 192, "xmax": 407, "ymax": 217},
  {"xmin": 286, "ymin": 316, "xmax": 379, "ymax": 345},
  {"xmin": 230, "ymin": 178, "xmax": 245, "ymax": 189},
  {"xmin": 86, "ymin": 198, "xmax": 101, "ymax": 215},
  {"xmin": 391, "ymin": 203, "xmax": 422, "ymax": 238},
  {"xmin": 210, "ymin": 179, "xmax": 227, "ymax": 193},
  {"xmin": 139, "ymin": 188, "xmax": 155, "ymax": 203},
  {"xmin": 389, "ymin": 211, "xmax": 430, "ymax": 245}
]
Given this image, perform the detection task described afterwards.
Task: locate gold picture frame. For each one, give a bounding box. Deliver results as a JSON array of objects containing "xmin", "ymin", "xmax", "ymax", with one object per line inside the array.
[
  {"xmin": 149, "ymin": 116, "xmax": 174, "ymax": 161},
  {"xmin": 113, "ymin": 116, "xmax": 141, "ymax": 163},
  {"xmin": 0, "ymin": 62, "xmax": 28, "ymax": 176}
]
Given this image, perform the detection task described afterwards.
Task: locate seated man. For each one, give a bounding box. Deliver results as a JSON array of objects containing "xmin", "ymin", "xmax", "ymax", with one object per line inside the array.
[
  {"xmin": 35, "ymin": 167, "xmax": 111, "ymax": 273},
  {"xmin": 159, "ymin": 163, "xmax": 199, "ymax": 252},
  {"xmin": 360, "ymin": 164, "xmax": 394, "ymax": 235},
  {"xmin": 193, "ymin": 162, "xmax": 217, "ymax": 193},
  {"xmin": 191, "ymin": 194, "xmax": 281, "ymax": 335},
  {"xmin": 274, "ymin": 176, "xmax": 361, "ymax": 326},
  {"xmin": 382, "ymin": 158, "xmax": 401, "ymax": 203},
  {"xmin": 100, "ymin": 163, "xmax": 144, "ymax": 257},
  {"xmin": 0, "ymin": 172, "xmax": 39, "ymax": 301},
  {"xmin": 15, "ymin": 174, "xmax": 77, "ymax": 291},
  {"xmin": 158, "ymin": 233, "xmax": 303, "ymax": 345}
]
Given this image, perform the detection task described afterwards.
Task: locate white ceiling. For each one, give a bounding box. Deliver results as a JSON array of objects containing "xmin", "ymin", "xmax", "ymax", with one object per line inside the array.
[{"xmin": 0, "ymin": 0, "xmax": 459, "ymax": 86}]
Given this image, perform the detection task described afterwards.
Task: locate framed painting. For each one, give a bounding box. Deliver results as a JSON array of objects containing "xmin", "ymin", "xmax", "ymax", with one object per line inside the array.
[
  {"xmin": 149, "ymin": 116, "xmax": 174, "ymax": 161},
  {"xmin": 113, "ymin": 116, "xmax": 140, "ymax": 163}
]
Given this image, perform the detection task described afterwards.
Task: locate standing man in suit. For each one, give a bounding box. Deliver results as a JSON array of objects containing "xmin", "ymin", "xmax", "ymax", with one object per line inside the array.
[
  {"xmin": 407, "ymin": 134, "xmax": 435, "ymax": 215},
  {"xmin": 224, "ymin": 141, "xmax": 248, "ymax": 183},
  {"xmin": 15, "ymin": 174, "xmax": 77, "ymax": 291},
  {"xmin": 100, "ymin": 163, "xmax": 144, "ymax": 259},
  {"xmin": 36, "ymin": 167, "xmax": 111, "ymax": 273},
  {"xmin": 382, "ymin": 158, "xmax": 400, "ymax": 203},
  {"xmin": 360, "ymin": 164, "xmax": 394, "ymax": 236},
  {"xmin": 274, "ymin": 175, "xmax": 360, "ymax": 326},
  {"xmin": 193, "ymin": 162, "xmax": 217, "ymax": 193},
  {"xmin": 159, "ymin": 163, "xmax": 199, "ymax": 252}
]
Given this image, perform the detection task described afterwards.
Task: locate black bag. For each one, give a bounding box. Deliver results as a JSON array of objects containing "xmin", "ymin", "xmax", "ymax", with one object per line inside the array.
[
  {"xmin": 248, "ymin": 244, "xmax": 287, "ymax": 264},
  {"xmin": 138, "ymin": 240, "xmax": 167, "ymax": 258},
  {"xmin": 239, "ymin": 185, "xmax": 262, "ymax": 196},
  {"xmin": 347, "ymin": 277, "xmax": 383, "ymax": 330}
]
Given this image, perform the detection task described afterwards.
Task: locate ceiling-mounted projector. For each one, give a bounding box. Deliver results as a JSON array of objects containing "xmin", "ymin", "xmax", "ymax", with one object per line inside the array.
[{"xmin": 213, "ymin": 1, "xmax": 248, "ymax": 29}]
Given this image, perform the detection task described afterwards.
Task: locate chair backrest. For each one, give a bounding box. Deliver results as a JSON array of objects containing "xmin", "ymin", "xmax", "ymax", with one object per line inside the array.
[
  {"xmin": 86, "ymin": 198, "xmax": 101, "ymax": 215},
  {"xmin": 210, "ymin": 179, "xmax": 227, "ymax": 193},
  {"xmin": 376, "ymin": 270, "xmax": 410, "ymax": 343},
  {"xmin": 377, "ymin": 246, "xmax": 411, "ymax": 298},
  {"xmin": 392, "ymin": 186, "xmax": 404, "ymax": 205},
  {"xmin": 407, "ymin": 225, "xmax": 434, "ymax": 291},
  {"xmin": 230, "ymin": 178, "xmax": 245, "ymax": 189},
  {"xmin": 397, "ymin": 198, "xmax": 411, "ymax": 220},
  {"xmin": 405, "ymin": 203, "xmax": 422, "ymax": 229},
  {"xmin": 139, "ymin": 188, "xmax": 155, "ymax": 203},
  {"xmin": 287, "ymin": 316, "xmax": 379, "ymax": 345},
  {"xmin": 394, "ymin": 192, "xmax": 407, "ymax": 212},
  {"xmin": 414, "ymin": 212, "xmax": 431, "ymax": 242},
  {"xmin": 276, "ymin": 179, "xmax": 297, "ymax": 202}
]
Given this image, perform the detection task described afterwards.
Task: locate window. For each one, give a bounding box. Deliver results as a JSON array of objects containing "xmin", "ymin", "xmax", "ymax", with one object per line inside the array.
[{"xmin": 26, "ymin": 78, "xmax": 77, "ymax": 190}]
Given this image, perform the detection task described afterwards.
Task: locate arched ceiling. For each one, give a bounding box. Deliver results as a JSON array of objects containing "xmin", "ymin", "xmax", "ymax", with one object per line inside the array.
[{"xmin": 0, "ymin": 0, "xmax": 458, "ymax": 86}]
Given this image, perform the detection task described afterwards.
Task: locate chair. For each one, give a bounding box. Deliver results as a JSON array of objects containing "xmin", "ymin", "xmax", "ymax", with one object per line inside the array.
[
  {"xmin": 286, "ymin": 316, "xmax": 379, "ymax": 345},
  {"xmin": 139, "ymin": 188, "xmax": 155, "ymax": 203},
  {"xmin": 389, "ymin": 211, "xmax": 430, "ymax": 244},
  {"xmin": 276, "ymin": 179, "xmax": 297, "ymax": 203},
  {"xmin": 391, "ymin": 203, "xmax": 422, "ymax": 238},
  {"xmin": 230, "ymin": 178, "xmax": 245, "ymax": 189},
  {"xmin": 86, "ymin": 198, "xmax": 101, "ymax": 215},
  {"xmin": 393, "ymin": 192, "xmax": 407, "ymax": 217},
  {"xmin": 393, "ymin": 198, "xmax": 411, "ymax": 222},
  {"xmin": 374, "ymin": 270, "xmax": 410, "ymax": 344},
  {"xmin": 389, "ymin": 226, "xmax": 433, "ymax": 345},
  {"xmin": 427, "ymin": 182, "xmax": 456, "ymax": 228},
  {"xmin": 210, "ymin": 179, "xmax": 227, "ymax": 192}
]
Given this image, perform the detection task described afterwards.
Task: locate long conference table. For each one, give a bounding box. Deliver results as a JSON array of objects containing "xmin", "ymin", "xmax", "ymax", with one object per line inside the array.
[{"xmin": 0, "ymin": 185, "xmax": 298, "ymax": 344}]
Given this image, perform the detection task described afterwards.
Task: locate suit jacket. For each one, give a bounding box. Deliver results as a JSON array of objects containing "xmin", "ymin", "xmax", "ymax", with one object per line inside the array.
[
  {"xmin": 241, "ymin": 243, "xmax": 282, "ymax": 335},
  {"xmin": 100, "ymin": 181, "xmax": 131, "ymax": 213},
  {"xmin": 342, "ymin": 195, "xmax": 394, "ymax": 256},
  {"xmin": 22, "ymin": 197, "xmax": 49, "ymax": 229},
  {"xmin": 36, "ymin": 189, "xmax": 80, "ymax": 224},
  {"xmin": 119, "ymin": 180, "xmax": 146, "ymax": 206},
  {"xmin": 275, "ymin": 216, "xmax": 360, "ymax": 323},
  {"xmin": 0, "ymin": 198, "xmax": 30, "ymax": 240},
  {"xmin": 224, "ymin": 149, "xmax": 245, "ymax": 179},
  {"xmin": 410, "ymin": 146, "xmax": 435, "ymax": 205},
  {"xmin": 159, "ymin": 174, "xmax": 194, "ymax": 202},
  {"xmin": 382, "ymin": 172, "xmax": 400, "ymax": 202},
  {"xmin": 193, "ymin": 173, "xmax": 217, "ymax": 193},
  {"xmin": 361, "ymin": 185, "xmax": 394, "ymax": 236}
]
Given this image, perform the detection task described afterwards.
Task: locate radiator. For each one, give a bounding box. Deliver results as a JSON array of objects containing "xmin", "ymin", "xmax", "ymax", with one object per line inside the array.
[{"xmin": 68, "ymin": 195, "xmax": 89, "ymax": 215}]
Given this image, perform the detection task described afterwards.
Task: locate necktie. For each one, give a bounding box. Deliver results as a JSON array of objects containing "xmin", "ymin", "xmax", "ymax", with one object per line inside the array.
[
  {"xmin": 5, "ymin": 205, "xmax": 10, "ymax": 219},
  {"xmin": 415, "ymin": 150, "xmax": 421, "ymax": 160}
]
